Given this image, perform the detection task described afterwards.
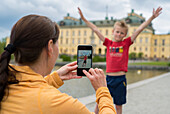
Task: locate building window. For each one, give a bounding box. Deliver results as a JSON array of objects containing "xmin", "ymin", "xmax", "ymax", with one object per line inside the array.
[
  {"xmin": 78, "ymin": 38, "xmax": 80, "ymax": 44},
  {"xmin": 60, "ymin": 39, "xmax": 62, "ymax": 44},
  {"xmin": 154, "ymin": 39, "xmax": 157, "ymax": 46},
  {"xmin": 66, "ymin": 31, "xmax": 69, "ymax": 36},
  {"xmin": 66, "ymin": 38, "xmax": 68, "ymax": 44},
  {"xmin": 72, "ymin": 39, "xmax": 74, "ymax": 44},
  {"xmin": 91, "ymin": 39, "xmax": 95, "ymax": 44},
  {"xmin": 99, "ymin": 48, "xmax": 101, "ymax": 54},
  {"xmin": 72, "ymin": 31, "xmax": 75, "ymax": 36},
  {"xmin": 64, "ymin": 49, "xmax": 67, "ymax": 53},
  {"xmin": 78, "ymin": 30, "xmax": 81, "ymax": 36},
  {"xmin": 154, "ymin": 48, "xmax": 157, "ymax": 52},
  {"xmin": 60, "ymin": 48, "xmax": 62, "ymax": 53},
  {"xmin": 99, "ymin": 40, "xmax": 102, "ymax": 45},
  {"xmin": 72, "ymin": 48, "xmax": 74, "ymax": 52},
  {"xmin": 106, "ymin": 29, "xmax": 108, "ymax": 35},
  {"xmin": 84, "ymin": 38, "xmax": 86, "ymax": 44},
  {"xmin": 139, "ymin": 47, "xmax": 142, "ymax": 51},
  {"xmin": 84, "ymin": 30, "xmax": 86, "ymax": 36},
  {"xmin": 162, "ymin": 48, "xmax": 164, "ymax": 52},
  {"xmin": 162, "ymin": 39, "xmax": 165, "ymax": 46},
  {"xmin": 140, "ymin": 37, "xmax": 142, "ymax": 43},
  {"xmin": 162, "ymin": 55, "xmax": 164, "ymax": 58},
  {"xmin": 145, "ymin": 37, "xmax": 148, "ymax": 43},
  {"xmin": 61, "ymin": 31, "xmax": 63, "ymax": 37},
  {"xmin": 145, "ymin": 47, "xmax": 147, "ymax": 51},
  {"xmin": 154, "ymin": 55, "xmax": 156, "ymax": 58},
  {"xmin": 134, "ymin": 47, "xmax": 136, "ymax": 51}
]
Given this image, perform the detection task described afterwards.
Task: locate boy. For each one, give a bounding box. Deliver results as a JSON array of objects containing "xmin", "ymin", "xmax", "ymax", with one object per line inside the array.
[
  {"xmin": 82, "ymin": 55, "xmax": 87, "ymax": 67},
  {"xmin": 78, "ymin": 7, "xmax": 162, "ymax": 114}
]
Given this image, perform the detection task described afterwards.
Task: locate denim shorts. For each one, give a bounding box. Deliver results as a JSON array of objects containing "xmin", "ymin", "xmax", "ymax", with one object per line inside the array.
[{"xmin": 106, "ymin": 75, "xmax": 127, "ymax": 105}]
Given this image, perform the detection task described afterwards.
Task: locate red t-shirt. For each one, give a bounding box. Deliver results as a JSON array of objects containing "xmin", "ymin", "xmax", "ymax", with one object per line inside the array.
[
  {"xmin": 103, "ymin": 37, "xmax": 133, "ymax": 73},
  {"xmin": 84, "ymin": 56, "xmax": 87, "ymax": 60}
]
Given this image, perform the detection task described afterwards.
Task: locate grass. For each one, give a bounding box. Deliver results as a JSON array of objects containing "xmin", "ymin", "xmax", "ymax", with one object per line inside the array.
[{"xmin": 128, "ymin": 61, "xmax": 170, "ymax": 66}]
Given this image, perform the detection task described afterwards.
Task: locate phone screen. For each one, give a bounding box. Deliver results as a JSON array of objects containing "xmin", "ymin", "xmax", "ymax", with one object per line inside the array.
[{"xmin": 77, "ymin": 45, "xmax": 92, "ymax": 76}]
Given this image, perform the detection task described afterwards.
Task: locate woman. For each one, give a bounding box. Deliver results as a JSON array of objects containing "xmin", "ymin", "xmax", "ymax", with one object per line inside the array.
[{"xmin": 0, "ymin": 14, "xmax": 116, "ymax": 114}]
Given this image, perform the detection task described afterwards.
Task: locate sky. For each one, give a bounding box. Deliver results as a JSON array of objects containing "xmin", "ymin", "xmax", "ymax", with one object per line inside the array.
[{"xmin": 0, "ymin": 0, "xmax": 169, "ymax": 40}]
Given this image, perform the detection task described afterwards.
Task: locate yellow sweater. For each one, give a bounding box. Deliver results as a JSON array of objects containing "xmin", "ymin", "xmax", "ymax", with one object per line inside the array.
[{"xmin": 1, "ymin": 65, "xmax": 116, "ymax": 114}]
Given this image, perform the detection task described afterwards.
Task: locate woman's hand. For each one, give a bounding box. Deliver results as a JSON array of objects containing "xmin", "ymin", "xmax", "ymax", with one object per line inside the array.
[
  {"xmin": 83, "ymin": 68, "xmax": 107, "ymax": 91},
  {"xmin": 56, "ymin": 61, "xmax": 82, "ymax": 81}
]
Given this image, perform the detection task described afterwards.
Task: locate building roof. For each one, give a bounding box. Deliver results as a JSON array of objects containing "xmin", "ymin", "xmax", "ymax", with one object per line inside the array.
[{"xmin": 58, "ymin": 10, "xmax": 154, "ymax": 32}]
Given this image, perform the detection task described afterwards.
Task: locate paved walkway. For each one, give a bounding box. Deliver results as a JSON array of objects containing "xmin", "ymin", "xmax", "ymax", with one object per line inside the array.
[{"xmin": 78, "ymin": 72, "xmax": 170, "ymax": 114}]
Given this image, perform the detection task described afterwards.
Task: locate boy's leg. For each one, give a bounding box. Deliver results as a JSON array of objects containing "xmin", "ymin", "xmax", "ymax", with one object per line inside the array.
[
  {"xmin": 116, "ymin": 105, "xmax": 122, "ymax": 114},
  {"xmin": 106, "ymin": 75, "xmax": 127, "ymax": 114},
  {"xmin": 94, "ymin": 104, "xmax": 99, "ymax": 114}
]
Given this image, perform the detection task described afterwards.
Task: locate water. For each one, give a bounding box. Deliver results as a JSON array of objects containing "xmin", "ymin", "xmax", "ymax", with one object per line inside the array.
[
  {"xmin": 126, "ymin": 69, "xmax": 167, "ymax": 84},
  {"xmin": 53, "ymin": 66, "xmax": 168, "ymax": 98}
]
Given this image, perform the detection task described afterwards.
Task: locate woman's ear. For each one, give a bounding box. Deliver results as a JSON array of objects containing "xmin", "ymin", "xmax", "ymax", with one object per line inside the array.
[{"xmin": 47, "ymin": 39, "xmax": 54, "ymax": 57}]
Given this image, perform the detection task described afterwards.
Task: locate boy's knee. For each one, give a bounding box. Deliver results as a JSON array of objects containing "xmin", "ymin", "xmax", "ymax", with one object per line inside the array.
[{"xmin": 116, "ymin": 105, "xmax": 122, "ymax": 110}]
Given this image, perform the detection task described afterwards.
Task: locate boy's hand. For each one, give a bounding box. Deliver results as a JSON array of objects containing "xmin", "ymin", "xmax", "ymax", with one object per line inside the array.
[
  {"xmin": 77, "ymin": 7, "xmax": 105, "ymax": 42},
  {"xmin": 152, "ymin": 7, "xmax": 162, "ymax": 19}
]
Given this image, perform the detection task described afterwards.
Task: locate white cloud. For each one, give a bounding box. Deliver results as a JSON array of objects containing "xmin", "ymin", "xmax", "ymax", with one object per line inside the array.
[{"xmin": 0, "ymin": 0, "xmax": 169, "ymax": 39}]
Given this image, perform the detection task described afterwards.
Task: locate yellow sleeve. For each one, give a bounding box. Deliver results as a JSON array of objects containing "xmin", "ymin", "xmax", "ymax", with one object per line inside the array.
[
  {"xmin": 96, "ymin": 87, "xmax": 116, "ymax": 114},
  {"xmin": 44, "ymin": 71, "xmax": 64, "ymax": 88},
  {"xmin": 40, "ymin": 88, "xmax": 94, "ymax": 114},
  {"xmin": 40, "ymin": 86, "xmax": 115, "ymax": 114}
]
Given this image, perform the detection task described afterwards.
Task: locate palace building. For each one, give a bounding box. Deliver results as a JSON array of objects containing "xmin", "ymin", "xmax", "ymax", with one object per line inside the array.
[{"xmin": 57, "ymin": 9, "xmax": 170, "ymax": 60}]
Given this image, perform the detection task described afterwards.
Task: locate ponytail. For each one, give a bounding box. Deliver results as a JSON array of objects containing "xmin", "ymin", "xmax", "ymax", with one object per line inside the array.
[{"xmin": 0, "ymin": 44, "xmax": 18, "ymax": 108}]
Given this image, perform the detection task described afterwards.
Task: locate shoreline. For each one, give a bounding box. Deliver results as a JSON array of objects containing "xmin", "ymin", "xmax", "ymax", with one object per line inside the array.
[{"xmin": 55, "ymin": 62, "xmax": 170, "ymax": 71}]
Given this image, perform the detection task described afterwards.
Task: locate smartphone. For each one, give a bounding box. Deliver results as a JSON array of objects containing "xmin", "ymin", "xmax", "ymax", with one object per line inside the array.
[{"xmin": 77, "ymin": 45, "xmax": 92, "ymax": 76}]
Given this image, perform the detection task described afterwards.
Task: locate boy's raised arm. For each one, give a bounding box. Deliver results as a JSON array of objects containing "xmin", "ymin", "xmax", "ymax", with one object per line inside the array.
[
  {"xmin": 78, "ymin": 7, "xmax": 105, "ymax": 42},
  {"xmin": 131, "ymin": 7, "xmax": 162, "ymax": 42}
]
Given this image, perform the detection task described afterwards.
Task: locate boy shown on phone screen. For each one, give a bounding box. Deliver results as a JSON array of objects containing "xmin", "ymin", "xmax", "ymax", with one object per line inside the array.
[{"xmin": 82, "ymin": 55, "xmax": 87, "ymax": 67}]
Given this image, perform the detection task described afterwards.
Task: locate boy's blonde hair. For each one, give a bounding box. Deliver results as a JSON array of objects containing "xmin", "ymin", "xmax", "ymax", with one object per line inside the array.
[{"xmin": 113, "ymin": 20, "xmax": 128, "ymax": 32}]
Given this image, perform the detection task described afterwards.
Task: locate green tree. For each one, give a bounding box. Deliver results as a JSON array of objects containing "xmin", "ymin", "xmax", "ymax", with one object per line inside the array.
[
  {"xmin": 138, "ymin": 52, "xmax": 143, "ymax": 59},
  {"xmin": 73, "ymin": 55, "xmax": 77, "ymax": 60},
  {"xmin": 0, "ymin": 38, "xmax": 6, "ymax": 54},
  {"xmin": 60, "ymin": 54, "xmax": 71, "ymax": 61},
  {"xmin": 129, "ymin": 52, "xmax": 136, "ymax": 60},
  {"xmin": 93, "ymin": 55, "xmax": 106, "ymax": 62}
]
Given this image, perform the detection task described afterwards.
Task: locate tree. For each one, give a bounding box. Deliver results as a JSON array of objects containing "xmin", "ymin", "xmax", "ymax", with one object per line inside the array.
[
  {"xmin": 0, "ymin": 38, "xmax": 6, "ymax": 54},
  {"xmin": 129, "ymin": 52, "xmax": 136, "ymax": 60},
  {"xmin": 138, "ymin": 52, "xmax": 143, "ymax": 59}
]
